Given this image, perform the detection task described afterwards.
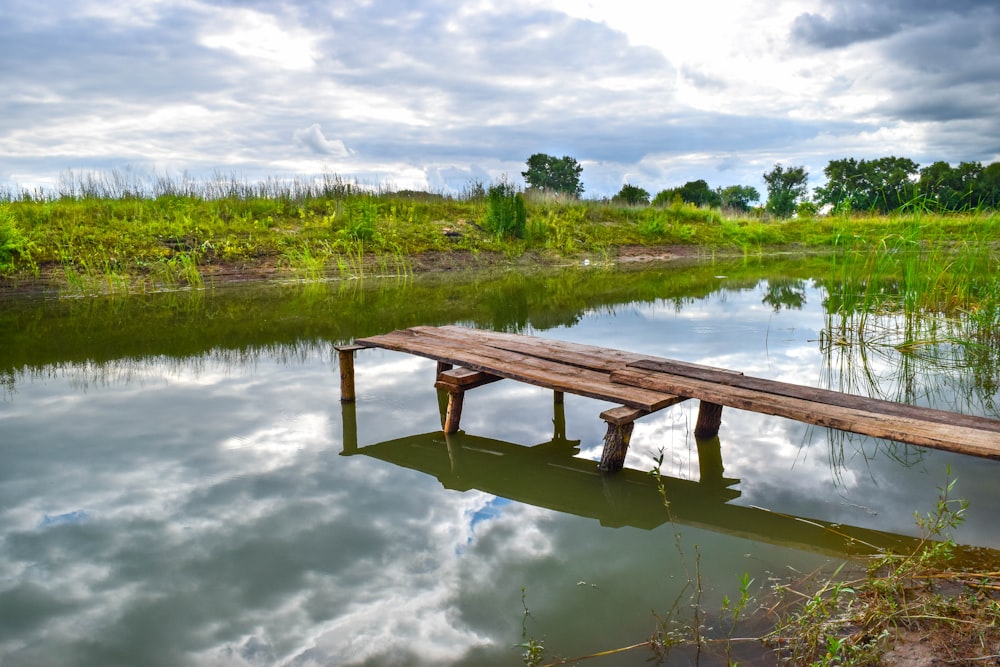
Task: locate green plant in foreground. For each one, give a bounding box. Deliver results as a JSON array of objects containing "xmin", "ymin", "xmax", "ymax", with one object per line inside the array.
[{"xmin": 765, "ymin": 466, "xmax": 997, "ymax": 666}]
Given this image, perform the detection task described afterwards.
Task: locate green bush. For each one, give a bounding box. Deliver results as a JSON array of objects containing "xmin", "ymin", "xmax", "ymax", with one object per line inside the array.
[
  {"xmin": 0, "ymin": 208, "xmax": 32, "ymax": 272},
  {"xmin": 483, "ymin": 180, "xmax": 526, "ymax": 239}
]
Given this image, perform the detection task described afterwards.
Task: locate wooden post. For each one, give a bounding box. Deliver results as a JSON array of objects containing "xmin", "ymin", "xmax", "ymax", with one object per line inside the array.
[
  {"xmin": 436, "ymin": 361, "xmax": 453, "ymax": 375},
  {"xmin": 340, "ymin": 401, "xmax": 358, "ymax": 455},
  {"xmin": 443, "ymin": 391, "xmax": 465, "ymax": 434},
  {"xmin": 694, "ymin": 401, "xmax": 723, "ymax": 438},
  {"xmin": 597, "ymin": 406, "xmax": 647, "ymax": 473},
  {"xmin": 436, "ymin": 387, "xmax": 450, "ymax": 429},
  {"xmin": 552, "ymin": 392, "xmax": 566, "ymax": 441},
  {"xmin": 599, "ymin": 421, "xmax": 634, "ymax": 473},
  {"xmin": 553, "ymin": 390, "xmax": 564, "ymax": 404},
  {"xmin": 335, "ymin": 344, "xmax": 365, "ymax": 403}
]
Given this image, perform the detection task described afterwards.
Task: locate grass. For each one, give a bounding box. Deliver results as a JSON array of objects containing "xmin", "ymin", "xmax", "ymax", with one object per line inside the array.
[{"xmin": 3, "ymin": 171, "xmax": 999, "ymax": 295}]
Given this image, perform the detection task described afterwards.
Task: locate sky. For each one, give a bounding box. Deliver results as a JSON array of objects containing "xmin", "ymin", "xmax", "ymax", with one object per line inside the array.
[{"xmin": 2, "ymin": 0, "xmax": 999, "ymax": 199}]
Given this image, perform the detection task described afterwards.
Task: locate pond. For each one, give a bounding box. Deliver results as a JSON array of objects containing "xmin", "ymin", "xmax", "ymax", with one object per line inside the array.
[{"xmin": 2, "ymin": 257, "xmax": 999, "ymax": 666}]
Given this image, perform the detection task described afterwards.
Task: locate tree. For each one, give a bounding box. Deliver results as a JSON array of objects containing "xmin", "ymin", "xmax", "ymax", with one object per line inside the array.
[
  {"xmin": 652, "ymin": 180, "xmax": 721, "ymax": 207},
  {"xmin": 677, "ymin": 179, "xmax": 721, "ymax": 208},
  {"xmin": 651, "ymin": 188, "xmax": 682, "ymax": 207},
  {"xmin": 815, "ymin": 156, "xmax": 919, "ymax": 213},
  {"xmin": 521, "ymin": 154, "xmax": 584, "ymax": 198},
  {"xmin": 978, "ymin": 162, "xmax": 1000, "ymax": 209},
  {"xmin": 763, "ymin": 164, "xmax": 808, "ymax": 218},
  {"xmin": 612, "ymin": 183, "xmax": 650, "ymax": 206},
  {"xmin": 717, "ymin": 185, "xmax": 760, "ymax": 212}
]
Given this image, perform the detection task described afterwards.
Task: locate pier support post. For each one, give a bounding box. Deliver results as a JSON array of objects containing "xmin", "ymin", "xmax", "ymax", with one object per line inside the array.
[
  {"xmin": 599, "ymin": 421, "xmax": 634, "ymax": 473},
  {"xmin": 597, "ymin": 406, "xmax": 647, "ymax": 473},
  {"xmin": 335, "ymin": 344, "xmax": 365, "ymax": 403},
  {"xmin": 694, "ymin": 401, "xmax": 723, "ymax": 439},
  {"xmin": 443, "ymin": 390, "xmax": 465, "ymax": 434}
]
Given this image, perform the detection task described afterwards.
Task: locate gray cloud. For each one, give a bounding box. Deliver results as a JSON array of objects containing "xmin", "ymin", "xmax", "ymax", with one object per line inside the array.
[{"xmin": 791, "ymin": 0, "xmax": 998, "ymax": 48}]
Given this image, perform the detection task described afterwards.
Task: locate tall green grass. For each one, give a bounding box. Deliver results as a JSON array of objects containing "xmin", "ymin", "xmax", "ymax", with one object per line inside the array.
[{"xmin": 818, "ymin": 221, "xmax": 1000, "ymax": 416}]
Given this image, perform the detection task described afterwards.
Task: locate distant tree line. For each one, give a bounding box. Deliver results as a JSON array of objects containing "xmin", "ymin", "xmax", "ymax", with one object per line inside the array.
[
  {"xmin": 521, "ymin": 152, "xmax": 1000, "ymax": 218},
  {"xmin": 816, "ymin": 157, "xmax": 1000, "ymax": 214}
]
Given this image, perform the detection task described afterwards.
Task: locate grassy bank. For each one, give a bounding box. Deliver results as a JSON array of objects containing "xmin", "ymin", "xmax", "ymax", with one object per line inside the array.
[{"xmin": 2, "ymin": 177, "xmax": 999, "ymax": 295}]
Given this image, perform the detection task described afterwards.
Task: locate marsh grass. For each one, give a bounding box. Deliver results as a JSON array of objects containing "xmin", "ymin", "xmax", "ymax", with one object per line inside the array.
[{"xmin": 818, "ymin": 223, "xmax": 1000, "ymax": 417}]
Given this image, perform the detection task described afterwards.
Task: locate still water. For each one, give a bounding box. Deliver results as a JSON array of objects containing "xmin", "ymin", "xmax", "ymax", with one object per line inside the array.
[{"xmin": 2, "ymin": 258, "xmax": 999, "ymax": 666}]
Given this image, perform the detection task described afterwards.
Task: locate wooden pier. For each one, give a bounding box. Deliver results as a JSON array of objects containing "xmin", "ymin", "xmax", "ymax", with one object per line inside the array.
[{"xmin": 338, "ymin": 325, "xmax": 1000, "ymax": 472}]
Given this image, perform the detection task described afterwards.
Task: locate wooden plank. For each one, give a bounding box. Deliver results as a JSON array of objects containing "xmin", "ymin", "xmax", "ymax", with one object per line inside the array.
[
  {"xmin": 416, "ymin": 325, "xmax": 742, "ymax": 377},
  {"xmin": 414, "ymin": 325, "xmax": 646, "ymax": 372},
  {"xmin": 628, "ymin": 358, "xmax": 1000, "ymax": 435},
  {"xmin": 356, "ymin": 329, "xmax": 687, "ymax": 411},
  {"xmin": 600, "ymin": 406, "xmax": 648, "ymax": 425},
  {"xmin": 611, "ymin": 367, "xmax": 1000, "ymax": 458},
  {"xmin": 437, "ymin": 367, "xmax": 500, "ymax": 386},
  {"xmin": 359, "ymin": 330, "xmax": 672, "ymax": 410}
]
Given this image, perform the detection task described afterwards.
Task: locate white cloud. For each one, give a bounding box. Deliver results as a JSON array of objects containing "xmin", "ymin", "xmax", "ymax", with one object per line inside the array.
[
  {"xmin": 292, "ymin": 124, "xmax": 351, "ymax": 157},
  {"xmin": 198, "ymin": 7, "xmax": 319, "ymax": 71}
]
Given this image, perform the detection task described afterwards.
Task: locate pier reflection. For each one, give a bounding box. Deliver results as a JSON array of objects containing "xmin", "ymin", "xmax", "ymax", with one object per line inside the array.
[{"xmin": 341, "ymin": 403, "xmax": 933, "ymax": 560}]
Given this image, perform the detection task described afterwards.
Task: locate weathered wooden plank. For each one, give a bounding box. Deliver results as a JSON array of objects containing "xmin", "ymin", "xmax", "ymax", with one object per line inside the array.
[
  {"xmin": 357, "ymin": 329, "xmax": 687, "ymax": 411},
  {"xmin": 628, "ymin": 358, "xmax": 1000, "ymax": 435},
  {"xmin": 417, "ymin": 325, "xmax": 742, "ymax": 377},
  {"xmin": 437, "ymin": 367, "xmax": 501, "ymax": 387},
  {"xmin": 611, "ymin": 367, "xmax": 1000, "ymax": 458},
  {"xmin": 414, "ymin": 325, "xmax": 647, "ymax": 372},
  {"xmin": 600, "ymin": 405, "xmax": 648, "ymax": 425}
]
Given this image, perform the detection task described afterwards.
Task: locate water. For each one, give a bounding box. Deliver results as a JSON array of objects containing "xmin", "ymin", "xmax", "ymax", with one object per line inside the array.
[{"xmin": 2, "ymin": 258, "xmax": 999, "ymax": 666}]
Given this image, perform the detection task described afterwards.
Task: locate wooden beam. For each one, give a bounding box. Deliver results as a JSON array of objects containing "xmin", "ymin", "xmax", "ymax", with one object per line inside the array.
[
  {"xmin": 599, "ymin": 405, "xmax": 648, "ymax": 425},
  {"xmin": 435, "ymin": 367, "xmax": 502, "ymax": 391}
]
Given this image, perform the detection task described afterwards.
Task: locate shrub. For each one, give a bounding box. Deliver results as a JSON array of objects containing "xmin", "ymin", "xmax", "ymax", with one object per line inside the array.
[
  {"xmin": 0, "ymin": 208, "xmax": 32, "ymax": 272},
  {"xmin": 483, "ymin": 180, "xmax": 526, "ymax": 239}
]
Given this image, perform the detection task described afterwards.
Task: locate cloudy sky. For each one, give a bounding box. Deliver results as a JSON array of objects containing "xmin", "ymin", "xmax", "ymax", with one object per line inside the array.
[{"xmin": 2, "ymin": 0, "xmax": 998, "ymax": 198}]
